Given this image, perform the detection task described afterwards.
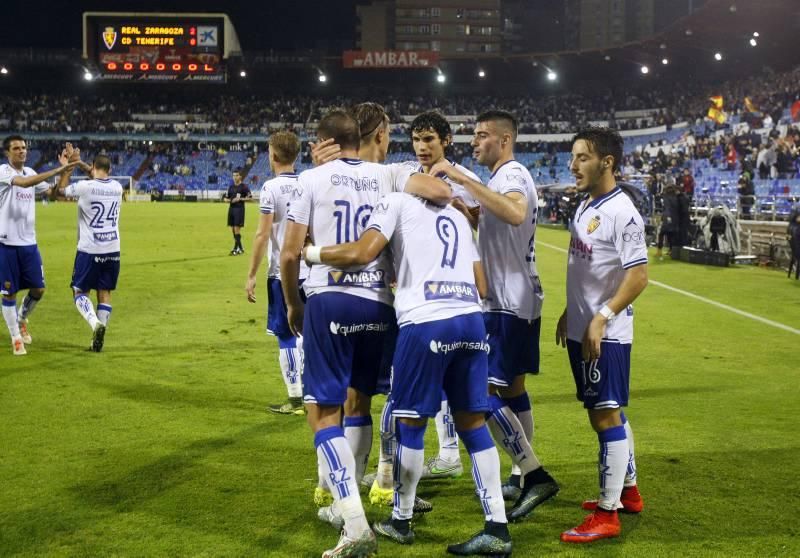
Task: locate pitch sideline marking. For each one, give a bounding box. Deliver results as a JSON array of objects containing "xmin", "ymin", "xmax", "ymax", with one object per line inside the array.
[{"xmin": 538, "ymin": 241, "xmax": 800, "ymax": 336}]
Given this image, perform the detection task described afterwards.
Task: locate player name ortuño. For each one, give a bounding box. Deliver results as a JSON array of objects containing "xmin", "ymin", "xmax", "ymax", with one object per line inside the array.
[{"xmin": 330, "ymin": 174, "xmax": 379, "ymax": 191}]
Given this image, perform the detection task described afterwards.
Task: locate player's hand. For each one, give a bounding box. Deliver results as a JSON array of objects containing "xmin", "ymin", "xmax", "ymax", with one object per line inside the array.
[
  {"xmin": 450, "ymin": 197, "xmax": 469, "ymax": 215},
  {"xmin": 429, "ymin": 160, "xmax": 466, "ymax": 185},
  {"xmin": 581, "ymin": 314, "xmax": 607, "ymax": 361},
  {"xmin": 58, "ymin": 149, "xmax": 69, "ymax": 166},
  {"xmin": 555, "ymin": 310, "xmax": 568, "ymax": 348},
  {"xmin": 310, "ymin": 138, "xmax": 341, "ymax": 166},
  {"xmin": 287, "ymin": 303, "xmax": 304, "ymax": 337},
  {"xmin": 66, "ymin": 143, "xmax": 80, "ymax": 163},
  {"xmin": 245, "ymin": 276, "xmax": 257, "ymax": 303}
]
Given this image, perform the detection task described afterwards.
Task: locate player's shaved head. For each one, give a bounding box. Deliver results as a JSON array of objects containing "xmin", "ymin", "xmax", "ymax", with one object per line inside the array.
[
  {"xmin": 317, "ymin": 108, "xmax": 360, "ymax": 151},
  {"xmin": 476, "ymin": 110, "xmax": 518, "ymax": 140},
  {"xmin": 93, "ymin": 154, "xmax": 111, "ymax": 172},
  {"xmin": 269, "ymin": 131, "xmax": 301, "ymax": 164}
]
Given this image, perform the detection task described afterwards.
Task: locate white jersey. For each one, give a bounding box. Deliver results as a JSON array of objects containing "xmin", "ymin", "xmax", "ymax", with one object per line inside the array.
[
  {"xmin": 567, "ymin": 187, "xmax": 648, "ymax": 344},
  {"xmin": 288, "ymin": 158, "xmax": 416, "ymax": 304},
  {"xmin": 367, "ymin": 192, "xmax": 481, "ymax": 326},
  {"xmin": 259, "ymin": 173, "xmax": 309, "ymax": 280},
  {"xmin": 401, "ymin": 159, "xmax": 479, "ymax": 207},
  {"xmin": 0, "ymin": 164, "xmax": 51, "ymax": 246},
  {"xmin": 65, "ymin": 178, "xmax": 123, "ymax": 254},
  {"xmin": 477, "ymin": 160, "xmax": 543, "ymax": 320}
]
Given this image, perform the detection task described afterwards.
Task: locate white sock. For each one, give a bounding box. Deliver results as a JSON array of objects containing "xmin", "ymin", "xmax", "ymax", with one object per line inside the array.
[
  {"xmin": 2, "ymin": 299, "xmax": 20, "ymax": 338},
  {"xmin": 97, "ymin": 303, "xmax": 112, "ymax": 326},
  {"xmin": 622, "ymin": 413, "xmax": 638, "ymax": 487},
  {"xmin": 435, "ymin": 397, "xmax": 460, "ymax": 463},
  {"xmin": 317, "ymin": 459, "xmax": 329, "ymax": 490},
  {"xmin": 343, "ymin": 415, "xmax": 373, "ymax": 484},
  {"xmin": 487, "ymin": 396, "xmax": 541, "ymax": 474},
  {"xmin": 377, "ymin": 399, "xmax": 395, "ymax": 489},
  {"xmin": 74, "ymin": 294, "xmax": 100, "ymax": 330},
  {"xmin": 597, "ymin": 425, "xmax": 629, "ymax": 510},
  {"xmin": 506, "ymin": 393, "xmax": 534, "ymax": 478},
  {"xmin": 315, "ymin": 426, "xmax": 369, "ymax": 536},
  {"xmin": 393, "ymin": 422, "xmax": 426, "ymax": 521},
  {"xmin": 278, "ymin": 340, "xmax": 303, "ymax": 398},
  {"xmin": 18, "ymin": 294, "xmax": 40, "ymax": 322},
  {"xmin": 459, "ymin": 425, "xmax": 507, "ymax": 524}
]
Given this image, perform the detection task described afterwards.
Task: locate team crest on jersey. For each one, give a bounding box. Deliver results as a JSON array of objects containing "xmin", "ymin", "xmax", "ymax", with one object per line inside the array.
[
  {"xmin": 102, "ymin": 27, "xmax": 117, "ymax": 50},
  {"xmin": 587, "ymin": 215, "xmax": 601, "ymax": 234},
  {"xmin": 328, "ymin": 269, "xmax": 386, "ymax": 288}
]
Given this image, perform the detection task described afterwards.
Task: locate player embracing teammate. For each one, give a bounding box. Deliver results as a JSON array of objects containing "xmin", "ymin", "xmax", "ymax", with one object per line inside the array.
[{"xmin": 269, "ymin": 109, "xmax": 647, "ymax": 555}]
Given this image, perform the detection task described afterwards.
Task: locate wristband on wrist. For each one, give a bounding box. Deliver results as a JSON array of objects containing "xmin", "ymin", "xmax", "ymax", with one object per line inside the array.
[
  {"xmin": 598, "ymin": 304, "xmax": 615, "ymax": 320},
  {"xmin": 305, "ymin": 246, "xmax": 322, "ymax": 264}
]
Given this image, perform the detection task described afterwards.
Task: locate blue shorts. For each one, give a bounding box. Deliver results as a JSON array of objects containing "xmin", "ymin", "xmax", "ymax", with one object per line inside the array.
[
  {"xmin": 302, "ymin": 292, "xmax": 397, "ymax": 406},
  {"xmin": 0, "ymin": 243, "xmax": 45, "ymax": 295},
  {"xmin": 71, "ymin": 251, "xmax": 120, "ymax": 292},
  {"xmin": 391, "ymin": 312, "xmax": 490, "ymax": 419},
  {"xmin": 484, "ymin": 312, "xmax": 541, "ymax": 387},
  {"xmin": 267, "ymin": 277, "xmax": 306, "ymax": 341},
  {"xmin": 567, "ymin": 339, "xmax": 631, "ymax": 410}
]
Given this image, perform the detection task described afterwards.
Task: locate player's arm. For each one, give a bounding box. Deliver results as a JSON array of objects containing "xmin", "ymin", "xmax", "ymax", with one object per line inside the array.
[
  {"xmin": 582, "ymin": 264, "xmax": 648, "ymax": 361},
  {"xmin": 304, "ymin": 230, "xmax": 388, "ymax": 268},
  {"xmin": 280, "ymin": 220, "xmax": 308, "ymax": 337},
  {"xmin": 429, "ymin": 161, "xmax": 527, "ymax": 225},
  {"xmin": 245, "ymin": 212, "xmax": 274, "ymax": 303},
  {"xmin": 473, "ymin": 260, "xmax": 488, "ymax": 300},
  {"xmin": 452, "ymin": 197, "xmax": 479, "ymax": 229},
  {"xmin": 556, "ymin": 307, "xmax": 568, "ymax": 348},
  {"xmin": 11, "ymin": 160, "xmax": 79, "ymax": 188},
  {"xmin": 52, "ymin": 149, "xmax": 73, "ymax": 200},
  {"xmin": 402, "ymin": 173, "xmax": 452, "ymax": 205}
]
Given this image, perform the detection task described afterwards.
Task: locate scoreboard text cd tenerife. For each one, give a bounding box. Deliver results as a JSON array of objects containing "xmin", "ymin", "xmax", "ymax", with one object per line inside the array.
[{"xmin": 83, "ymin": 13, "xmax": 231, "ymax": 82}]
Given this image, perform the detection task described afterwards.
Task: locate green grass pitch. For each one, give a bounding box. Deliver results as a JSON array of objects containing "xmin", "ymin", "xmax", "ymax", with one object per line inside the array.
[{"xmin": 1, "ymin": 201, "xmax": 798, "ymax": 557}]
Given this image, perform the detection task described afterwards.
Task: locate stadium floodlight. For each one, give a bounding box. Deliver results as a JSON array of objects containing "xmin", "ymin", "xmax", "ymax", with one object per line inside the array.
[
  {"xmin": 239, "ymin": 70, "xmax": 247, "ymax": 78},
  {"xmin": 640, "ymin": 65, "xmax": 649, "ymax": 74},
  {"xmin": 749, "ymin": 38, "xmax": 757, "ymax": 47},
  {"xmin": 604, "ymin": 55, "xmax": 611, "ymax": 61},
  {"xmin": 546, "ymin": 70, "xmax": 557, "ymax": 81},
  {"xmin": 662, "ymin": 58, "xmax": 669, "ymax": 65},
  {"xmin": 0, "ymin": 66, "xmax": 7, "ymax": 75},
  {"xmin": 83, "ymin": 70, "xmax": 94, "ymax": 81},
  {"xmin": 436, "ymin": 72, "xmax": 446, "ymax": 84},
  {"xmin": 752, "ymin": 31, "xmax": 759, "ymax": 37},
  {"xmin": 714, "ymin": 52, "xmax": 723, "ymax": 61},
  {"xmin": 318, "ymin": 73, "xmax": 327, "ymax": 83},
  {"xmin": 478, "ymin": 69, "xmax": 485, "ymax": 78}
]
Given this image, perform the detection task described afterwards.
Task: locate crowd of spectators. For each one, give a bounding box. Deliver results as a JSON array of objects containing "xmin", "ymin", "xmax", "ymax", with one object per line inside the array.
[{"xmin": 3, "ymin": 66, "xmax": 797, "ymax": 136}]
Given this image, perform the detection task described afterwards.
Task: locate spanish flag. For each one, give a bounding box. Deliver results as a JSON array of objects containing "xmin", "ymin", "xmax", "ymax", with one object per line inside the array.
[
  {"xmin": 707, "ymin": 107, "xmax": 726, "ymax": 124},
  {"xmin": 709, "ymin": 95, "xmax": 724, "ymax": 109}
]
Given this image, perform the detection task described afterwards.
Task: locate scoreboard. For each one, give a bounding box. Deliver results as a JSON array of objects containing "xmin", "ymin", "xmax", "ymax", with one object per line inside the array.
[{"xmin": 83, "ymin": 13, "xmax": 235, "ymax": 83}]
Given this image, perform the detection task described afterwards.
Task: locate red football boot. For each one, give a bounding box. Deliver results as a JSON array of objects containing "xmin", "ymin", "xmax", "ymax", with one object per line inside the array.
[
  {"xmin": 561, "ymin": 509, "xmax": 621, "ymax": 543},
  {"xmin": 582, "ymin": 485, "xmax": 644, "ymax": 513}
]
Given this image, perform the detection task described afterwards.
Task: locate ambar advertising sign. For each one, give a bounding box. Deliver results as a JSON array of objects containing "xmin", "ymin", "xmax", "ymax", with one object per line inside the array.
[{"xmin": 343, "ymin": 50, "xmax": 438, "ymax": 69}]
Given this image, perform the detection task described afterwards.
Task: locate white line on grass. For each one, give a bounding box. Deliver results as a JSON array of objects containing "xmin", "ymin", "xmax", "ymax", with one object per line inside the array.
[{"xmin": 538, "ymin": 240, "xmax": 800, "ymax": 336}]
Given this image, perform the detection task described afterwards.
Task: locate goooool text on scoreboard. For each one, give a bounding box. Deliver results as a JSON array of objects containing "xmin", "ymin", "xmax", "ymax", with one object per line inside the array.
[{"xmin": 91, "ymin": 17, "xmax": 225, "ymax": 82}]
